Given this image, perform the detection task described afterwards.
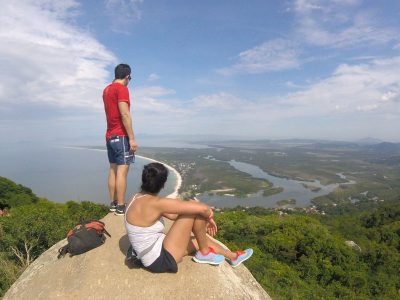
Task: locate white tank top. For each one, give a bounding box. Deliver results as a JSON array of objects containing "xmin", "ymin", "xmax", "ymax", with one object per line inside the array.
[{"xmin": 124, "ymin": 194, "xmax": 166, "ymax": 267}]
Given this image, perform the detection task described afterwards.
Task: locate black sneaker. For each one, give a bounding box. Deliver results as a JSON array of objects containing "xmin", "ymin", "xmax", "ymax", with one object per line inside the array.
[
  {"xmin": 114, "ymin": 204, "xmax": 126, "ymax": 216},
  {"xmin": 109, "ymin": 200, "xmax": 117, "ymax": 212}
]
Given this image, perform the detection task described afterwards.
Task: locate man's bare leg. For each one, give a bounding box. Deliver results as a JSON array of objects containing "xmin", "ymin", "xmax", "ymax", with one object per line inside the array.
[
  {"xmin": 115, "ymin": 164, "xmax": 129, "ymax": 206},
  {"xmin": 108, "ymin": 164, "xmax": 118, "ymax": 203}
]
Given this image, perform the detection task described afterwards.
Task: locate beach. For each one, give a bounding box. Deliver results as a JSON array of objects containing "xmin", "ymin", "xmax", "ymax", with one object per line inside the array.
[
  {"xmin": 136, "ymin": 154, "xmax": 182, "ymax": 198},
  {"xmin": 62, "ymin": 146, "xmax": 182, "ymax": 198}
]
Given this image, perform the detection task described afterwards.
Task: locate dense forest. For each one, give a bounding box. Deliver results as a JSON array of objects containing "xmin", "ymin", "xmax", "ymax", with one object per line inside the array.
[
  {"xmin": 1, "ymin": 176, "xmax": 399, "ymax": 299},
  {"xmin": 215, "ymin": 204, "xmax": 400, "ymax": 299},
  {"xmin": 0, "ymin": 177, "xmax": 108, "ymax": 297}
]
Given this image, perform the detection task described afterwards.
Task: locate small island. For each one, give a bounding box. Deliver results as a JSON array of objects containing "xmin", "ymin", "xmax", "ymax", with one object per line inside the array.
[
  {"xmin": 276, "ymin": 198, "xmax": 296, "ymax": 207},
  {"xmin": 301, "ymin": 183, "xmax": 322, "ymax": 192}
]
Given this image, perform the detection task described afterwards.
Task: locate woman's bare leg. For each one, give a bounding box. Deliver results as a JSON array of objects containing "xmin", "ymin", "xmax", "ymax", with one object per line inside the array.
[
  {"xmin": 164, "ymin": 214, "xmax": 237, "ymax": 263},
  {"xmin": 163, "ymin": 214, "xmax": 208, "ymax": 263},
  {"xmin": 187, "ymin": 236, "xmax": 237, "ymax": 260}
]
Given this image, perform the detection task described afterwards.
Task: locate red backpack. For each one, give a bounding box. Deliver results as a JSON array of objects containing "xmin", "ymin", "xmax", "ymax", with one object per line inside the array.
[{"xmin": 58, "ymin": 220, "xmax": 111, "ymax": 258}]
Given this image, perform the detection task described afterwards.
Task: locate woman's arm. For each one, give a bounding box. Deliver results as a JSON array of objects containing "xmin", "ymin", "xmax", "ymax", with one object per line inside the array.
[
  {"xmin": 162, "ymin": 213, "xmax": 178, "ymax": 220},
  {"xmin": 156, "ymin": 198, "xmax": 212, "ymax": 219}
]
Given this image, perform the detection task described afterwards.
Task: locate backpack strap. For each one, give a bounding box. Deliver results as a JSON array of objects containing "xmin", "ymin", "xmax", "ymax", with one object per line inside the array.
[
  {"xmin": 84, "ymin": 220, "xmax": 111, "ymax": 237},
  {"xmin": 57, "ymin": 245, "xmax": 69, "ymax": 259},
  {"xmin": 103, "ymin": 228, "xmax": 111, "ymax": 238}
]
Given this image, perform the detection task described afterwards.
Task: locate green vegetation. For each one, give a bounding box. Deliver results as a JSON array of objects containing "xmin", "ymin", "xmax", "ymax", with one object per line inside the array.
[
  {"xmin": 215, "ymin": 202, "xmax": 400, "ymax": 299},
  {"xmin": 140, "ymin": 143, "xmax": 400, "ymax": 209},
  {"xmin": 2, "ymin": 140, "xmax": 400, "ymax": 300},
  {"xmin": 0, "ymin": 177, "xmax": 108, "ymax": 297},
  {"xmin": 276, "ymin": 198, "xmax": 296, "ymax": 206},
  {"xmin": 140, "ymin": 147, "xmax": 271, "ymax": 198},
  {"xmin": 263, "ymin": 186, "xmax": 284, "ymax": 197},
  {"xmin": 0, "ymin": 176, "xmax": 38, "ymax": 208}
]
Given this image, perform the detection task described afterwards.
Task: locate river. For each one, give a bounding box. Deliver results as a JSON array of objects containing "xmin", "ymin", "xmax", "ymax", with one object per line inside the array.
[{"xmin": 198, "ymin": 160, "xmax": 343, "ymax": 208}]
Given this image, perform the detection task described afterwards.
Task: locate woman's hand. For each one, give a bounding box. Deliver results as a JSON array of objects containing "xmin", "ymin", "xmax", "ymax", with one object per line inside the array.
[
  {"xmin": 207, "ymin": 207, "xmax": 214, "ymax": 220},
  {"xmin": 206, "ymin": 218, "xmax": 218, "ymax": 237}
]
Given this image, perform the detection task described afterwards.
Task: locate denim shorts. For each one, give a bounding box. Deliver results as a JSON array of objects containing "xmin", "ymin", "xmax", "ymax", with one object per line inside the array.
[{"xmin": 106, "ymin": 136, "xmax": 135, "ymax": 165}]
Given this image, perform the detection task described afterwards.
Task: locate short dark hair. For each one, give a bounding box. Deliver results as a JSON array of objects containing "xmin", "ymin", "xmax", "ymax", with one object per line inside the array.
[
  {"xmin": 114, "ymin": 64, "xmax": 131, "ymax": 80},
  {"xmin": 141, "ymin": 163, "xmax": 168, "ymax": 194}
]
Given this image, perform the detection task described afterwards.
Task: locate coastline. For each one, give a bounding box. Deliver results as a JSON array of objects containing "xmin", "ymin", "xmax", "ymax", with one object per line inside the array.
[
  {"xmin": 62, "ymin": 146, "xmax": 182, "ymax": 198},
  {"xmin": 136, "ymin": 154, "xmax": 182, "ymax": 198}
]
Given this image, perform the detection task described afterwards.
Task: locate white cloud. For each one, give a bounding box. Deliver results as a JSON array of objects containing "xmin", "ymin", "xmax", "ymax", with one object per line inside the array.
[
  {"xmin": 332, "ymin": 0, "xmax": 362, "ymax": 5},
  {"xmin": 279, "ymin": 57, "xmax": 400, "ymax": 116},
  {"xmin": 148, "ymin": 73, "xmax": 160, "ymax": 81},
  {"xmin": 164, "ymin": 56, "xmax": 400, "ymax": 139},
  {"xmin": 0, "ymin": 1, "xmax": 116, "ymax": 111},
  {"xmin": 104, "ymin": 0, "xmax": 143, "ymax": 32},
  {"xmin": 292, "ymin": 0, "xmax": 398, "ymax": 48},
  {"xmin": 133, "ymin": 86, "xmax": 183, "ymax": 113},
  {"xmin": 294, "ymin": 0, "xmax": 323, "ymax": 13},
  {"xmin": 191, "ymin": 92, "xmax": 248, "ymax": 110},
  {"xmin": 381, "ymin": 91, "xmax": 400, "ymax": 103},
  {"xmin": 294, "ymin": 0, "xmax": 360, "ymax": 13},
  {"xmin": 135, "ymin": 86, "xmax": 175, "ymax": 98},
  {"xmin": 218, "ymin": 39, "xmax": 300, "ymax": 75}
]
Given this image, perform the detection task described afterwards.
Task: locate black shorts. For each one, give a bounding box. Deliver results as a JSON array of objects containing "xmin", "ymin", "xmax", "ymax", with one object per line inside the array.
[{"xmin": 145, "ymin": 247, "xmax": 178, "ymax": 273}]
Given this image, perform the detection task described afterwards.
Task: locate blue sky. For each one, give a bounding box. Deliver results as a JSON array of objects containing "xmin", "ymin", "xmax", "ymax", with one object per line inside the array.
[{"xmin": 0, "ymin": 0, "xmax": 399, "ymax": 144}]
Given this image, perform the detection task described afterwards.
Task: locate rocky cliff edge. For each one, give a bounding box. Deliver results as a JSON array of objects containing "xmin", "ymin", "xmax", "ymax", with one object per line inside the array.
[{"xmin": 4, "ymin": 213, "xmax": 271, "ymax": 300}]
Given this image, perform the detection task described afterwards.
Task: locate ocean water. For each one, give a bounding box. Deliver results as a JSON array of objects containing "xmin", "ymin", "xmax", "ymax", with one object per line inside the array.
[{"xmin": 0, "ymin": 143, "xmax": 176, "ymax": 204}]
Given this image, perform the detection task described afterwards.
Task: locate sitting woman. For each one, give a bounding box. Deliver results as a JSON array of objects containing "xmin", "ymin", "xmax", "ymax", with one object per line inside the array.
[{"xmin": 124, "ymin": 162, "xmax": 253, "ymax": 273}]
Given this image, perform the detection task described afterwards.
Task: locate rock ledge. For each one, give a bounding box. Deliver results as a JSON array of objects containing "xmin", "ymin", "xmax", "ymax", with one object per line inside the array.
[{"xmin": 4, "ymin": 213, "xmax": 271, "ymax": 300}]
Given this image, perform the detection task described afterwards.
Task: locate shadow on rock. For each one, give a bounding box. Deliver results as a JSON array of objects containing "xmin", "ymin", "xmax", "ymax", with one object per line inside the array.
[{"xmin": 119, "ymin": 234, "xmax": 142, "ymax": 269}]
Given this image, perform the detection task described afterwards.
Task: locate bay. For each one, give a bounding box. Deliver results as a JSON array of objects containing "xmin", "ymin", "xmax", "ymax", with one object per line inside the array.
[{"xmin": 0, "ymin": 143, "xmax": 177, "ymax": 204}]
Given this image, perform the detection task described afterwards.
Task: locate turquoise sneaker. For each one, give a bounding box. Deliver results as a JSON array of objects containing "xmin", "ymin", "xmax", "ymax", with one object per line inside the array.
[
  {"xmin": 193, "ymin": 247, "xmax": 225, "ymax": 265},
  {"xmin": 229, "ymin": 249, "xmax": 253, "ymax": 268}
]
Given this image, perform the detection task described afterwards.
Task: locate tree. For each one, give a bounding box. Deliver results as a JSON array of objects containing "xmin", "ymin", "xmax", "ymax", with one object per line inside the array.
[
  {"xmin": 1, "ymin": 199, "xmax": 108, "ymax": 268},
  {"xmin": 1, "ymin": 200, "xmax": 69, "ymax": 267},
  {"xmin": 0, "ymin": 176, "xmax": 38, "ymax": 208}
]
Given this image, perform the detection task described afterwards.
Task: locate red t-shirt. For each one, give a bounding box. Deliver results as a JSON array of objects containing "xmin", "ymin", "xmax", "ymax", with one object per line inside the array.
[{"xmin": 103, "ymin": 82, "xmax": 130, "ymax": 140}]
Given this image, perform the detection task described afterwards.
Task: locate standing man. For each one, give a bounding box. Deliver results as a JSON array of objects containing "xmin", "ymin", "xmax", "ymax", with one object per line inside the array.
[{"xmin": 103, "ymin": 63, "xmax": 137, "ymax": 215}]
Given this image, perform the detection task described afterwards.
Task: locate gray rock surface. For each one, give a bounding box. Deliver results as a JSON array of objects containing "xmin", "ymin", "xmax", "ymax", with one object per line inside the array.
[{"xmin": 4, "ymin": 213, "xmax": 271, "ymax": 300}]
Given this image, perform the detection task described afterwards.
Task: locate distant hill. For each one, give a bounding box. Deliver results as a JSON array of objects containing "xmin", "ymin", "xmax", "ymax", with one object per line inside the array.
[
  {"xmin": 299, "ymin": 141, "xmax": 362, "ymax": 151},
  {"xmin": 204, "ymin": 138, "xmax": 350, "ymax": 150},
  {"xmin": 356, "ymin": 137, "xmax": 383, "ymax": 145},
  {"xmin": 202, "ymin": 139, "xmax": 400, "ymax": 156},
  {"xmin": 364, "ymin": 142, "xmax": 400, "ymax": 155},
  {"xmin": 296, "ymin": 141, "xmax": 400, "ymax": 156},
  {"xmin": 0, "ymin": 176, "xmax": 38, "ymax": 208}
]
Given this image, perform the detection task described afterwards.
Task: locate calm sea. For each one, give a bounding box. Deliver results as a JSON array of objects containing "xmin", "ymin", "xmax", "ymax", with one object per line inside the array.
[{"xmin": 0, "ymin": 143, "xmax": 177, "ymax": 204}]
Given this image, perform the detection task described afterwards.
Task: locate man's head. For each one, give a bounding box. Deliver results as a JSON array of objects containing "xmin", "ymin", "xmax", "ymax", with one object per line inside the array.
[{"xmin": 114, "ymin": 64, "xmax": 131, "ymax": 85}]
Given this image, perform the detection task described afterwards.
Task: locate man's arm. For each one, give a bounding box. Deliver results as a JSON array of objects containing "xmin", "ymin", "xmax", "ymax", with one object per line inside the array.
[{"xmin": 118, "ymin": 101, "xmax": 137, "ymax": 152}]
